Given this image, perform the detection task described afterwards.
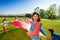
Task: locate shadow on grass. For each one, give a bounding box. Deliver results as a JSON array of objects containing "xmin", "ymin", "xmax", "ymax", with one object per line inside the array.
[
  {"xmin": 0, "ymin": 32, "xmax": 6, "ymax": 39},
  {"xmin": 0, "ymin": 28, "xmax": 31, "ymax": 40}
]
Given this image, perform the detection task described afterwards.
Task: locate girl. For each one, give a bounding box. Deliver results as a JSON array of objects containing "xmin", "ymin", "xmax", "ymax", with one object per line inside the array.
[
  {"xmin": 2, "ymin": 18, "xmax": 7, "ymax": 33},
  {"xmin": 27, "ymin": 12, "xmax": 41, "ymax": 40},
  {"xmin": 47, "ymin": 28, "xmax": 60, "ymax": 40},
  {"xmin": 14, "ymin": 16, "xmax": 18, "ymax": 21}
]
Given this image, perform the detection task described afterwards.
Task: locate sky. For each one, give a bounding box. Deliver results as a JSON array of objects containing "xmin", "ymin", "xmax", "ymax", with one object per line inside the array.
[{"xmin": 0, "ymin": 0, "xmax": 60, "ymax": 14}]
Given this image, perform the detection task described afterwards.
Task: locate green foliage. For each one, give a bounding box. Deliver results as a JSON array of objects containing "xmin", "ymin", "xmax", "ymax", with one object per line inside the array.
[
  {"xmin": 39, "ymin": 9, "xmax": 45, "ymax": 18},
  {"xmin": 25, "ymin": 14, "xmax": 32, "ymax": 18},
  {"xmin": 47, "ymin": 4, "xmax": 57, "ymax": 19},
  {"xmin": 39, "ymin": 4, "xmax": 57, "ymax": 19},
  {"xmin": 45, "ymin": 10, "xmax": 57, "ymax": 19}
]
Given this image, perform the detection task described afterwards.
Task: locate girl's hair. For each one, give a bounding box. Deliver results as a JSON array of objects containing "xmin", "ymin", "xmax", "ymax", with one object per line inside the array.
[
  {"xmin": 2, "ymin": 18, "xmax": 6, "ymax": 22},
  {"xmin": 48, "ymin": 28, "xmax": 54, "ymax": 33},
  {"xmin": 32, "ymin": 12, "xmax": 41, "ymax": 22},
  {"xmin": 15, "ymin": 16, "xmax": 18, "ymax": 19}
]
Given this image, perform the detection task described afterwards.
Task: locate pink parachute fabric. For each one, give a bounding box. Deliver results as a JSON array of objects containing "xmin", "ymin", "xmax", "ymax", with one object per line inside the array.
[
  {"xmin": 8, "ymin": 18, "xmax": 46, "ymax": 38},
  {"xmin": 8, "ymin": 20, "xmax": 31, "ymax": 30}
]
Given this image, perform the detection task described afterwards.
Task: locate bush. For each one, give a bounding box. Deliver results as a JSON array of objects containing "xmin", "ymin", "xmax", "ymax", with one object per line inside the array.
[{"xmin": 25, "ymin": 14, "xmax": 32, "ymax": 18}]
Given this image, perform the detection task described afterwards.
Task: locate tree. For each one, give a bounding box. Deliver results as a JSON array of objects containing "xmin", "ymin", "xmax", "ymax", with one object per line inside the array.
[
  {"xmin": 39, "ymin": 9, "xmax": 45, "ymax": 18},
  {"xmin": 58, "ymin": 6, "xmax": 60, "ymax": 18},
  {"xmin": 25, "ymin": 14, "xmax": 32, "ymax": 18},
  {"xmin": 45, "ymin": 4, "xmax": 57, "ymax": 19}
]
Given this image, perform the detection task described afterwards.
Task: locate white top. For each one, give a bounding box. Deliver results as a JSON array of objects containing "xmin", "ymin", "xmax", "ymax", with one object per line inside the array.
[{"xmin": 2, "ymin": 21, "xmax": 6, "ymax": 26}]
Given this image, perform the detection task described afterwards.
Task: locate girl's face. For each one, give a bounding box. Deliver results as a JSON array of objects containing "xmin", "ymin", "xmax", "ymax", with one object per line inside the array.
[{"xmin": 33, "ymin": 14, "xmax": 38, "ymax": 22}]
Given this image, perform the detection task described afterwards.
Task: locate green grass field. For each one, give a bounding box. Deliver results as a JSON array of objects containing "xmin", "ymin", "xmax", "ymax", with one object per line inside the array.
[{"xmin": 0, "ymin": 17, "xmax": 60, "ymax": 40}]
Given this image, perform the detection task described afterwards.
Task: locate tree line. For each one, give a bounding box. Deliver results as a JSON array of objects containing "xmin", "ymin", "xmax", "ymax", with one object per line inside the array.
[{"xmin": 25, "ymin": 4, "xmax": 58, "ymax": 19}]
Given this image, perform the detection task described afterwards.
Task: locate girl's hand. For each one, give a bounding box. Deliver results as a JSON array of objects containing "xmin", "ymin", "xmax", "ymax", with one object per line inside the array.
[
  {"xmin": 27, "ymin": 32, "xmax": 31, "ymax": 37},
  {"xmin": 47, "ymin": 36, "xmax": 52, "ymax": 40}
]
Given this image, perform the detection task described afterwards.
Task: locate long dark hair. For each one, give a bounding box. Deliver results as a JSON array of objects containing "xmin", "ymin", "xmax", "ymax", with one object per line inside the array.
[
  {"xmin": 2, "ymin": 18, "xmax": 6, "ymax": 22},
  {"xmin": 15, "ymin": 16, "xmax": 18, "ymax": 20},
  {"xmin": 32, "ymin": 12, "xmax": 41, "ymax": 22}
]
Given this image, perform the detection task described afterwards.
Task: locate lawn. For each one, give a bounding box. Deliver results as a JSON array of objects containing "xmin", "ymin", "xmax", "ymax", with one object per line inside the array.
[{"xmin": 0, "ymin": 17, "xmax": 60, "ymax": 40}]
